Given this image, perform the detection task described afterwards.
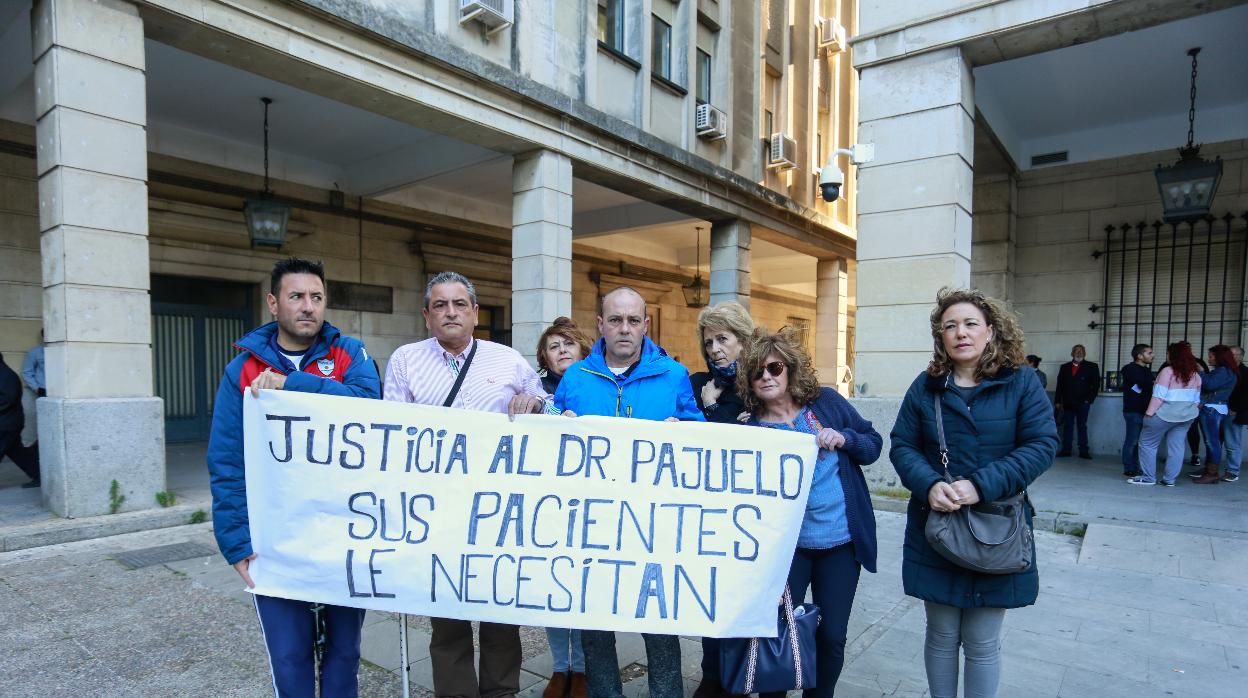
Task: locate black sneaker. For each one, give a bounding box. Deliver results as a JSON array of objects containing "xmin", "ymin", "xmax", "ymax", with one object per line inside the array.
[{"xmin": 1222, "ymin": 474, "xmax": 1239, "ymax": 482}]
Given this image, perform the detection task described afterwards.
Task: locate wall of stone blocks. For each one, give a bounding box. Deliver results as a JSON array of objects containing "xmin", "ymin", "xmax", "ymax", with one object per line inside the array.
[
  {"xmin": 0, "ymin": 122, "xmax": 40, "ymax": 373},
  {"xmin": 1001, "ymin": 138, "xmax": 1248, "ymax": 387}
]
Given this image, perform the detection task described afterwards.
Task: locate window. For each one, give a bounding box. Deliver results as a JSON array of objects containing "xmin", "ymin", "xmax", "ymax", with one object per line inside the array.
[
  {"xmin": 696, "ymin": 49, "xmax": 712, "ymax": 104},
  {"xmin": 651, "ymin": 16, "xmax": 672, "ymax": 80},
  {"xmin": 1100, "ymin": 215, "xmax": 1247, "ymax": 391},
  {"xmin": 474, "ymin": 305, "xmax": 508, "ymax": 344},
  {"xmin": 598, "ymin": 0, "xmax": 624, "ymax": 51}
]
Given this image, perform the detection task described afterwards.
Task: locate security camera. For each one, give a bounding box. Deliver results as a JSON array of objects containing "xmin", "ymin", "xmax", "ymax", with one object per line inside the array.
[{"xmin": 819, "ymin": 164, "xmax": 844, "ymax": 202}]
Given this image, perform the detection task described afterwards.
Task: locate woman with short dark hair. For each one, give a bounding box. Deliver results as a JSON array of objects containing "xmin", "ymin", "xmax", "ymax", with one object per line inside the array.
[
  {"xmin": 1192, "ymin": 344, "xmax": 1239, "ymax": 484},
  {"xmin": 737, "ymin": 328, "xmax": 881, "ymax": 698},
  {"xmin": 890, "ymin": 288, "xmax": 1058, "ymax": 698}
]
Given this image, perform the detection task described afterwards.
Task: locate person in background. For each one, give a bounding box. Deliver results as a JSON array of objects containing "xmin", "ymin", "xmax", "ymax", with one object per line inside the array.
[
  {"xmin": 688, "ymin": 300, "xmax": 755, "ymax": 698},
  {"xmin": 20, "ymin": 332, "xmax": 44, "ymax": 449},
  {"xmin": 1055, "ymin": 344, "xmax": 1099, "ymax": 459},
  {"xmin": 1129, "ymin": 342, "xmax": 1201, "ymax": 487},
  {"xmin": 534, "ymin": 316, "xmax": 593, "ymax": 698},
  {"xmin": 1120, "ymin": 344, "xmax": 1154, "ymax": 478},
  {"xmin": 1192, "ymin": 345, "xmax": 1239, "ymax": 484},
  {"xmin": 890, "ymin": 288, "xmax": 1057, "ymax": 698},
  {"xmin": 740, "ymin": 328, "xmax": 881, "ymax": 698},
  {"xmin": 1025, "ymin": 354, "xmax": 1047, "ymax": 390},
  {"xmin": 1, "ymin": 354, "xmax": 40, "ymax": 488},
  {"xmin": 1220, "ymin": 346, "xmax": 1247, "ymax": 482}
]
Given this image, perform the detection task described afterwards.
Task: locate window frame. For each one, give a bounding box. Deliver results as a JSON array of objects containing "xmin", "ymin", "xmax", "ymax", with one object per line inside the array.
[
  {"xmin": 695, "ymin": 49, "xmax": 712, "ymax": 104},
  {"xmin": 651, "ymin": 15, "xmax": 672, "ymax": 81}
]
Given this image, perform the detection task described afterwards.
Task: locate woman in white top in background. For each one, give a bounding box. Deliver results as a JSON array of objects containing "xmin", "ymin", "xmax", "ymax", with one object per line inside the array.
[{"xmin": 1129, "ymin": 341, "xmax": 1202, "ymax": 487}]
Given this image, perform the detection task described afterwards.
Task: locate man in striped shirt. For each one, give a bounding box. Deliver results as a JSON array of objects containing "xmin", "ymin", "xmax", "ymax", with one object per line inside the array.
[{"xmin": 383, "ymin": 270, "xmax": 553, "ymax": 698}]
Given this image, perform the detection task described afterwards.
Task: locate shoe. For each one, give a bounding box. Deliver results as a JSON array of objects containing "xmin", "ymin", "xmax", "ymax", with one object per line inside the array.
[
  {"xmin": 1190, "ymin": 456, "xmax": 1203, "ymax": 468},
  {"xmin": 1127, "ymin": 476, "xmax": 1156, "ymax": 485},
  {"xmin": 1222, "ymin": 473, "xmax": 1239, "ymax": 482},
  {"xmin": 569, "ymin": 672, "xmax": 587, "ymax": 698},
  {"xmin": 1057, "ymin": 451, "xmax": 1072, "ymax": 458},
  {"xmin": 1160, "ymin": 480, "xmax": 1176, "ymax": 487},
  {"xmin": 542, "ymin": 672, "xmax": 569, "ymax": 698},
  {"xmin": 1123, "ymin": 471, "xmax": 1142, "ymax": 478},
  {"xmin": 691, "ymin": 679, "xmax": 723, "ymax": 698},
  {"xmin": 20, "ymin": 479, "xmax": 40, "ymax": 489},
  {"xmin": 1193, "ymin": 462, "xmax": 1221, "ymax": 484},
  {"xmin": 1079, "ymin": 453, "xmax": 1093, "ymax": 460},
  {"xmin": 1188, "ymin": 471, "xmax": 1204, "ymax": 479}
]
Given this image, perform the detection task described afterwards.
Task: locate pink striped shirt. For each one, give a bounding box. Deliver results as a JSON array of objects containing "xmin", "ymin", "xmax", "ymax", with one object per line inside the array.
[{"xmin": 383, "ymin": 337, "xmax": 548, "ymax": 413}]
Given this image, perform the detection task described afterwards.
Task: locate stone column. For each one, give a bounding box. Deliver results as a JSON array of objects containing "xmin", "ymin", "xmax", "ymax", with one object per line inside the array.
[
  {"xmin": 854, "ymin": 47, "xmax": 974, "ymax": 396},
  {"xmin": 815, "ymin": 257, "xmax": 849, "ymax": 394},
  {"xmin": 709, "ymin": 219, "xmax": 750, "ymax": 309},
  {"xmin": 511, "ymin": 149, "xmax": 573, "ymax": 367},
  {"xmin": 33, "ymin": 0, "xmax": 164, "ymax": 516}
]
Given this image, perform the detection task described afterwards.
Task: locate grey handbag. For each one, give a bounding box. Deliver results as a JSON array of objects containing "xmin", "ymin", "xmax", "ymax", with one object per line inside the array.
[{"xmin": 923, "ymin": 392, "xmax": 1034, "ymax": 575}]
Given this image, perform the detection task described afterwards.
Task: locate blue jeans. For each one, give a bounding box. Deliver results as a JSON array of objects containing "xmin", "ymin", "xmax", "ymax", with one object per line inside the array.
[
  {"xmin": 583, "ymin": 630, "xmax": 681, "ymax": 698},
  {"xmin": 545, "ymin": 627, "xmax": 585, "ymax": 672},
  {"xmin": 1122, "ymin": 412, "xmax": 1144, "ymax": 473},
  {"xmin": 759, "ymin": 543, "xmax": 861, "ymax": 698},
  {"xmin": 1061, "ymin": 402, "xmax": 1091, "ymax": 455},
  {"xmin": 1224, "ymin": 418, "xmax": 1243, "ymax": 476},
  {"xmin": 252, "ymin": 595, "xmax": 366, "ymax": 698},
  {"xmin": 1201, "ymin": 407, "xmax": 1227, "ymax": 466}
]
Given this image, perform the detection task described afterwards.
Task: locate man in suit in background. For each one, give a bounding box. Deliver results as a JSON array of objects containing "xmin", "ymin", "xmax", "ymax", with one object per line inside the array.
[{"xmin": 1055, "ymin": 344, "xmax": 1100, "ymax": 459}]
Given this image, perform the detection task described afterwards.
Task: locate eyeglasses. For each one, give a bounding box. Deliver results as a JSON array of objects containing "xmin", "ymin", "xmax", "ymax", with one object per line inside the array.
[{"xmin": 753, "ymin": 361, "xmax": 786, "ymax": 380}]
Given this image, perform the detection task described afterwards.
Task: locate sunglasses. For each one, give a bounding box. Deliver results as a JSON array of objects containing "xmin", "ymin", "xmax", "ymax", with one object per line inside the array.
[{"xmin": 753, "ymin": 361, "xmax": 786, "ymax": 380}]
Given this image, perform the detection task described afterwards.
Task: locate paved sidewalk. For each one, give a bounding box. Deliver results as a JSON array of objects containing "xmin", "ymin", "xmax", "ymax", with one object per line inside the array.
[{"xmin": 3, "ymin": 507, "xmax": 1244, "ymax": 697}]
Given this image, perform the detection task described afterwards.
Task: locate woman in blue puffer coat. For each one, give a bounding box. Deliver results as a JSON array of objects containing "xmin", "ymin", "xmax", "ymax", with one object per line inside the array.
[{"xmin": 890, "ymin": 288, "xmax": 1058, "ymax": 698}]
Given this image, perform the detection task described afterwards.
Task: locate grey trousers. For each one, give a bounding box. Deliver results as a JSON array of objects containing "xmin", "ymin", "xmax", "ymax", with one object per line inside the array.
[
  {"xmin": 1138, "ymin": 416, "xmax": 1195, "ymax": 483},
  {"xmin": 924, "ymin": 602, "xmax": 1006, "ymax": 698}
]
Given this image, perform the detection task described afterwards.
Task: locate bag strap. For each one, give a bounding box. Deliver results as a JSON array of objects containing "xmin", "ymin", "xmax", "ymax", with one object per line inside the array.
[
  {"xmin": 782, "ymin": 585, "xmax": 805, "ymax": 690},
  {"xmin": 442, "ymin": 340, "xmax": 479, "ymax": 408},
  {"xmin": 933, "ymin": 392, "xmax": 952, "ymax": 482}
]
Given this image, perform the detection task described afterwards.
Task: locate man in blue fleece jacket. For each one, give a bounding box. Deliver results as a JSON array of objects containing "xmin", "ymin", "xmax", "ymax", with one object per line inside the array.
[{"xmin": 553, "ymin": 286, "xmax": 703, "ymax": 698}]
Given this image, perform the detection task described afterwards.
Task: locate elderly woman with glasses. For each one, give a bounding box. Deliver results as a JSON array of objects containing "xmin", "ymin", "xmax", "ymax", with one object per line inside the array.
[{"xmin": 737, "ymin": 328, "xmax": 882, "ymax": 698}]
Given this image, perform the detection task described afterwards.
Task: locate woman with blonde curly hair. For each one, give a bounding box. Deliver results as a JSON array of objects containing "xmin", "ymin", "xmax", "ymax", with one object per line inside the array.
[
  {"xmin": 889, "ymin": 288, "xmax": 1058, "ymax": 698},
  {"xmin": 737, "ymin": 328, "xmax": 882, "ymax": 698}
]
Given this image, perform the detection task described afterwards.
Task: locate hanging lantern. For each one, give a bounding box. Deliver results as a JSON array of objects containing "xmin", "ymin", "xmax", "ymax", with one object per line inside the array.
[
  {"xmin": 1155, "ymin": 48, "xmax": 1222, "ymax": 223},
  {"xmin": 683, "ymin": 225, "xmax": 708, "ymax": 308},
  {"xmin": 246, "ymin": 97, "xmax": 293, "ymax": 248}
]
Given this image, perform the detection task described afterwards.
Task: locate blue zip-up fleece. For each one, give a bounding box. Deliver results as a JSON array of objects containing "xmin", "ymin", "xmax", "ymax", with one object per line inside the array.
[
  {"xmin": 746, "ymin": 388, "xmax": 881, "ymax": 573},
  {"xmin": 207, "ymin": 321, "xmax": 380, "ymax": 565},
  {"xmin": 890, "ymin": 366, "xmax": 1058, "ymax": 608},
  {"xmin": 554, "ymin": 337, "xmax": 704, "ymax": 422},
  {"xmin": 1201, "ymin": 365, "xmax": 1238, "ymax": 405}
]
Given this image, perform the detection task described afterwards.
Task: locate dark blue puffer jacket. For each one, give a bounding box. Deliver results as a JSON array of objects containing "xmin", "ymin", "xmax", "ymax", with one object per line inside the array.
[{"xmin": 889, "ymin": 366, "xmax": 1058, "ymax": 609}]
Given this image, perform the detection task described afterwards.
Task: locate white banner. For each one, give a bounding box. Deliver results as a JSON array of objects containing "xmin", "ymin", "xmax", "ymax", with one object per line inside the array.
[{"xmin": 243, "ymin": 390, "xmax": 816, "ymax": 637}]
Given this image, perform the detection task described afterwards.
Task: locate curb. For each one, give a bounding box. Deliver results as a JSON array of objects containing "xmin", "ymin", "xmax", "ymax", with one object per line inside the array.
[
  {"xmin": 0, "ymin": 499, "xmax": 211, "ymax": 552},
  {"xmin": 869, "ymin": 494, "xmax": 1089, "ymax": 537}
]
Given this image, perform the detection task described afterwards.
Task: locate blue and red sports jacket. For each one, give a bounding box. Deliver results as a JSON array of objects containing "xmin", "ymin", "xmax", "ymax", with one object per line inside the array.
[{"xmin": 207, "ymin": 321, "xmax": 380, "ymax": 565}]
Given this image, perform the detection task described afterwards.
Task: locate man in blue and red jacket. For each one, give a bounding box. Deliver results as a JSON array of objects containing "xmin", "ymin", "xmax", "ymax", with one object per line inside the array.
[{"xmin": 208, "ymin": 257, "xmax": 379, "ymax": 697}]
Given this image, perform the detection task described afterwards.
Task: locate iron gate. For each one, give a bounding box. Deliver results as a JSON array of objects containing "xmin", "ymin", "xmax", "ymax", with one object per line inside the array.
[
  {"xmin": 1100, "ymin": 212, "xmax": 1248, "ymax": 389},
  {"xmin": 153, "ymin": 302, "xmax": 249, "ymax": 442}
]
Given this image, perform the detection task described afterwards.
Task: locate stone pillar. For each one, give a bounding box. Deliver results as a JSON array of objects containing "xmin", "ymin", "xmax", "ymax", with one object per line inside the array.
[
  {"xmin": 512, "ymin": 149, "xmax": 573, "ymax": 367},
  {"xmin": 33, "ymin": 0, "xmax": 164, "ymax": 516},
  {"xmin": 854, "ymin": 47, "xmax": 974, "ymax": 396},
  {"xmin": 709, "ymin": 219, "xmax": 751, "ymax": 309},
  {"xmin": 815, "ymin": 257, "xmax": 849, "ymax": 394}
]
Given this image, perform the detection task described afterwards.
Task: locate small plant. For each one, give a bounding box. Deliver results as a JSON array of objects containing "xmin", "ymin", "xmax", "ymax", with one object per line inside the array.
[
  {"xmin": 155, "ymin": 491, "xmax": 177, "ymax": 508},
  {"xmin": 108, "ymin": 479, "xmax": 126, "ymax": 514},
  {"xmin": 189, "ymin": 510, "xmax": 207, "ymax": 525}
]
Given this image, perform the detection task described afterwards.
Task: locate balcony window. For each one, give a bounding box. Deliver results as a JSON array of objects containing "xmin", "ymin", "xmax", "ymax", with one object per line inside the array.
[{"xmin": 652, "ymin": 16, "xmax": 672, "ymax": 80}]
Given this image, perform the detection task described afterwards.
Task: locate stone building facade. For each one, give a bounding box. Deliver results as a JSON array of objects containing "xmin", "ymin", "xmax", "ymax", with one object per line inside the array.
[{"xmin": 0, "ymin": 0, "xmax": 861, "ymax": 515}]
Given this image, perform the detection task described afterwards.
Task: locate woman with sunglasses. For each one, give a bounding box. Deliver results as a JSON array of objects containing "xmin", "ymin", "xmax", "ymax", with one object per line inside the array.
[
  {"xmin": 890, "ymin": 288, "xmax": 1057, "ymax": 698},
  {"xmin": 737, "ymin": 328, "xmax": 882, "ymax": 698}
]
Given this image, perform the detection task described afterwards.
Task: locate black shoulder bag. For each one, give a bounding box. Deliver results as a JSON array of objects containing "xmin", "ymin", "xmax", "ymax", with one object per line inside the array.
[
  {"xmin": 442, "ymin": 340, "xmax": 479, "ymax": 407},
  {"xmin": 923, "ymin": 392, "xmax": 1034, "ymax": 575}
]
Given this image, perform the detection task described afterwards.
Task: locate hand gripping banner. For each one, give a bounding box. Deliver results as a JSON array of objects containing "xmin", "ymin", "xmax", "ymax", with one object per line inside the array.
[{"xmin": 243, "ymin": 390, "xmax": 817, "ymax": 637}]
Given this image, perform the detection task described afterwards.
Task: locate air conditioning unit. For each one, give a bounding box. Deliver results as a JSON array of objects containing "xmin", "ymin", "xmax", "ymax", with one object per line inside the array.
[
  {"xmin": 768, "ymin": 133, "xmax": 798, "ymax": 171},
  {"xmin": 695, "ymin": 103, "xmax": 728, "ymax": 140},
  {"xmin": 817, "ymin": 17, "xmax": 847, "ymax": 53},
  {"xmin": 460, "ymin": 0, "xmax": 514, "ymax": 35}
]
